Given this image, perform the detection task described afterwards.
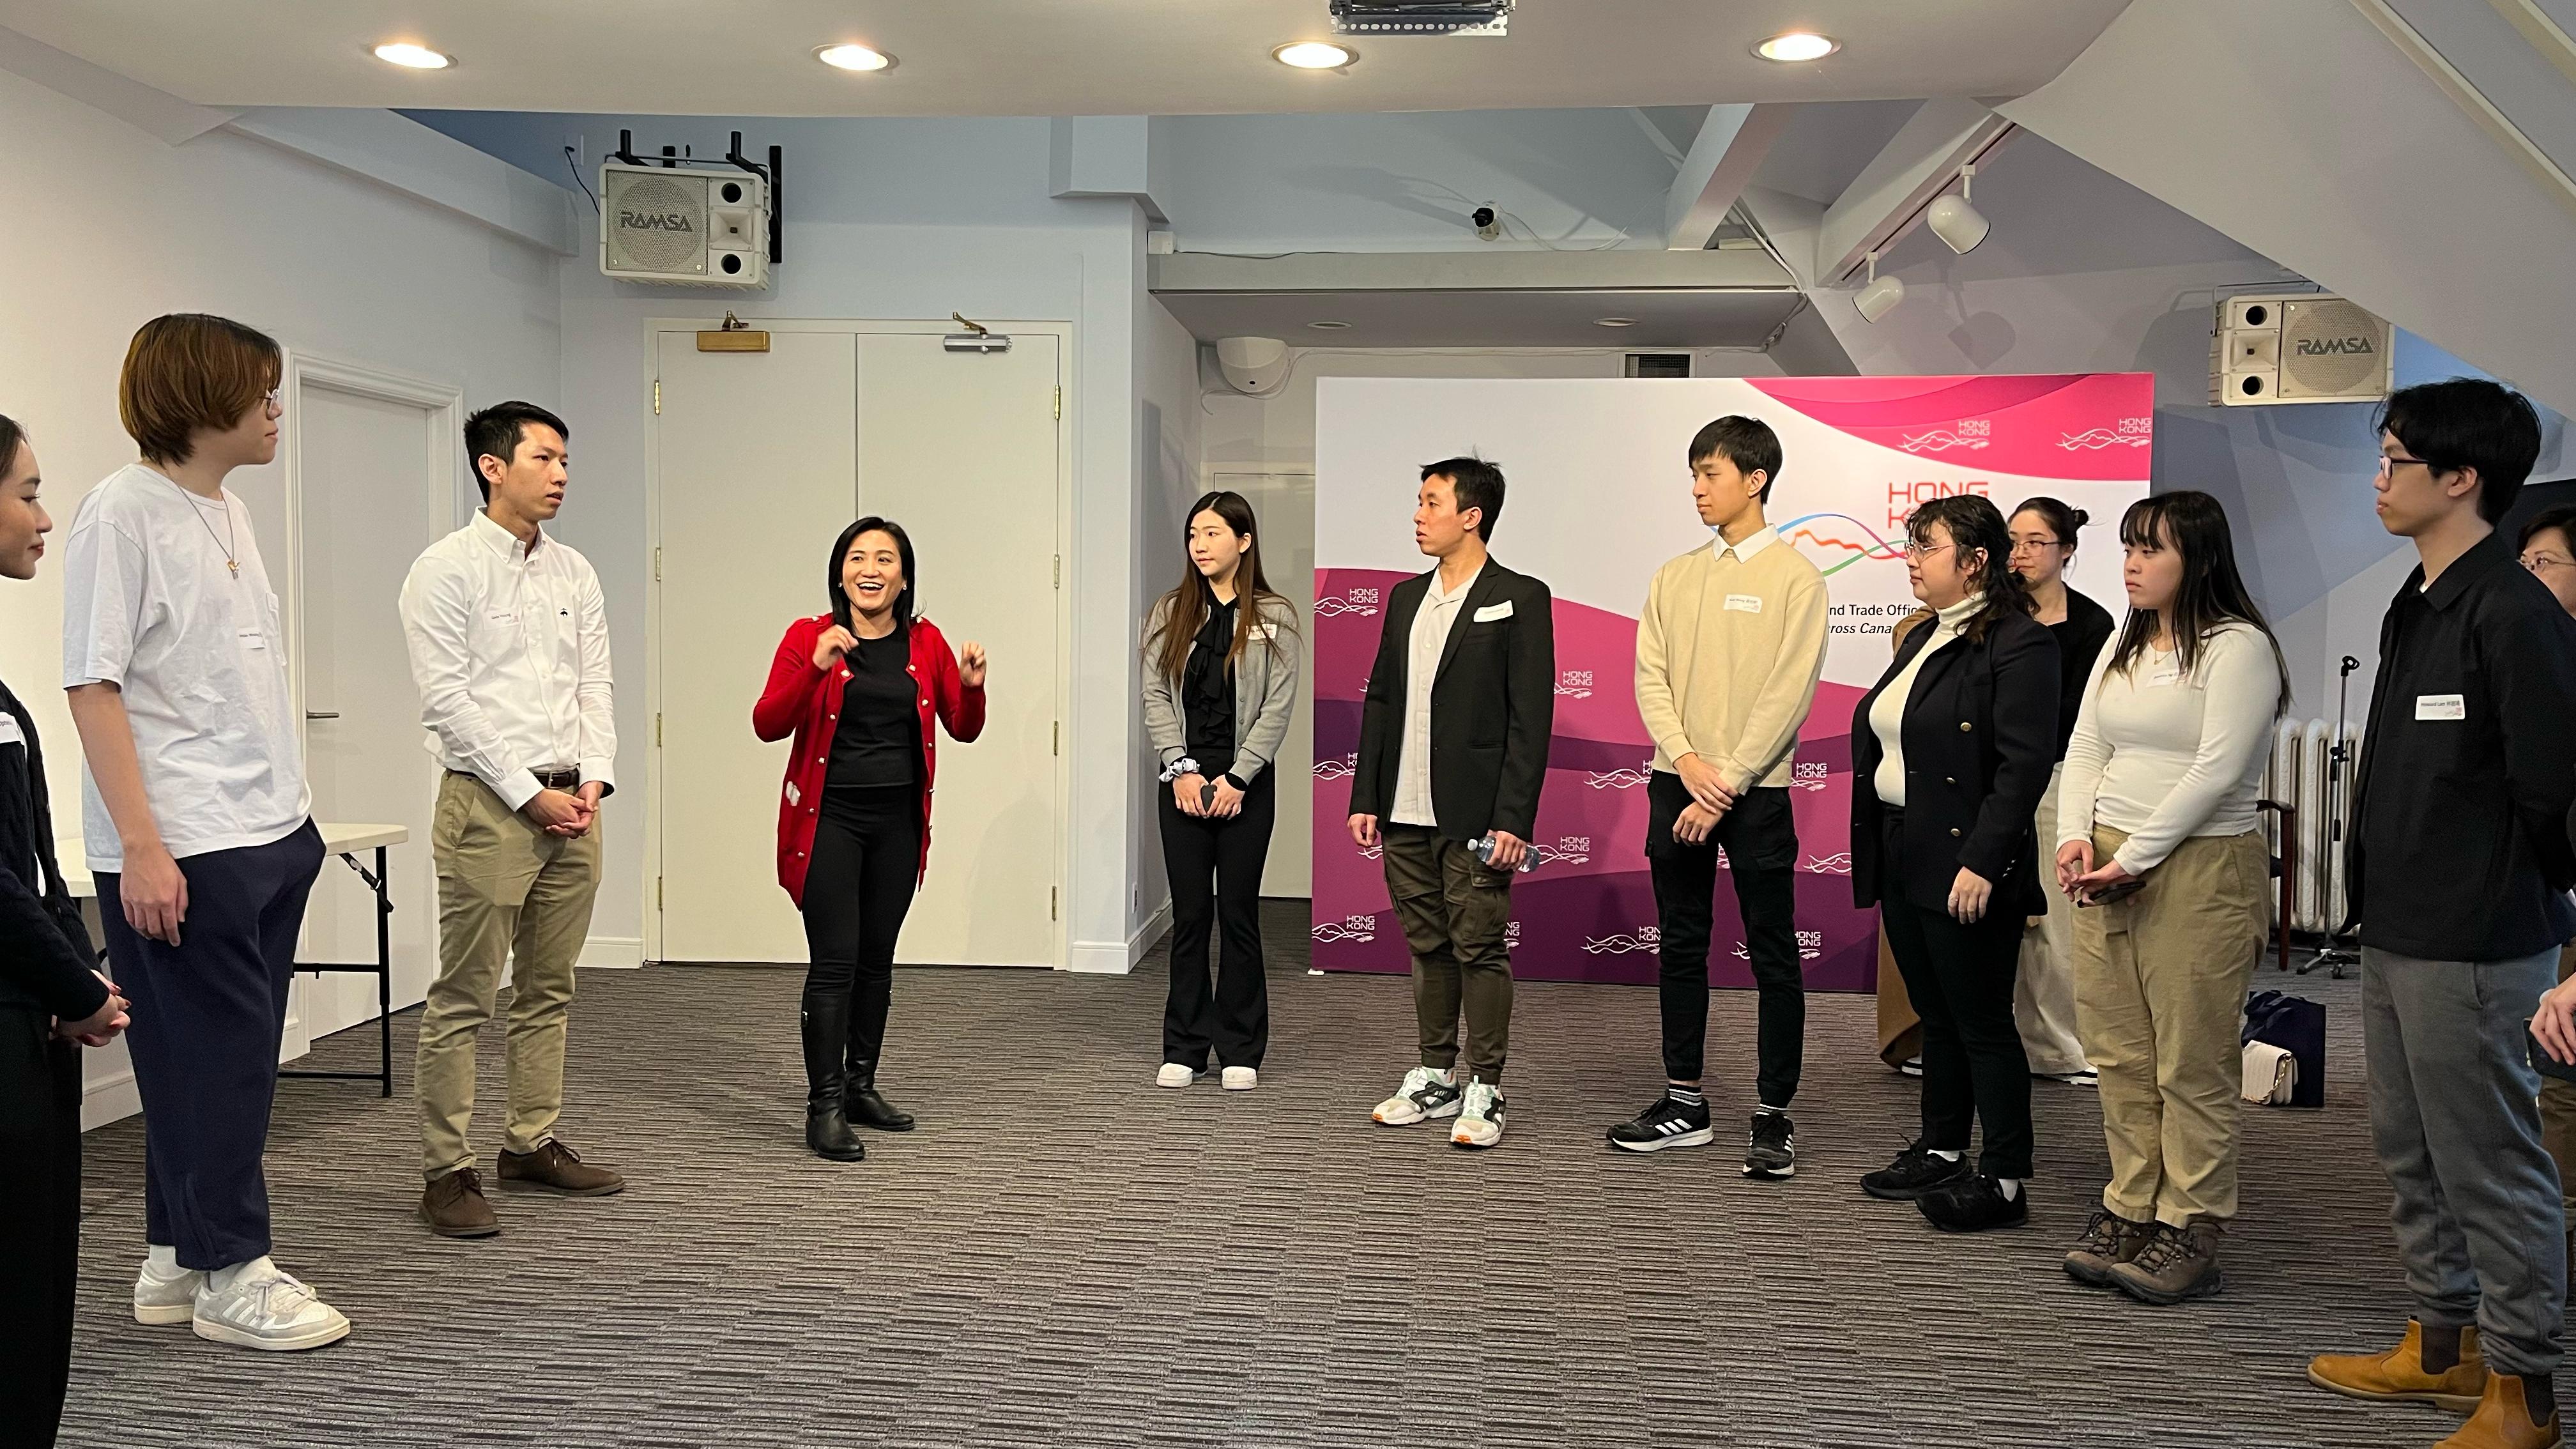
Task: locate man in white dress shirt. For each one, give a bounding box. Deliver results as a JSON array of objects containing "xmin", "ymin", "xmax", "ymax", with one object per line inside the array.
[{"xmin": 399, "ymin": 402, "xmax": 623, "ymax": 1238}]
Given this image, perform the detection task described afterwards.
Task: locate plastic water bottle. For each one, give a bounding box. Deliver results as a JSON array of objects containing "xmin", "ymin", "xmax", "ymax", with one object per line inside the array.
[{"xmin": 1472, "ymin": 832, "xmax": 1538, "ymax": 874}]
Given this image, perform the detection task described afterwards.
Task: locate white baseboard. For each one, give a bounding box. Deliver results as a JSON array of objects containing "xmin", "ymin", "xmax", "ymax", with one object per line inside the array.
[
  {"xmin": 80, "ymin": 1060, "xmax": 141, "ymax": 1132},
  {"xmin": 1068, "ymin": 898, "xmax": 1172, "ymax": 974},
  {"xmin": 580, "ymin": 935, "xmax": 644, "ymax": 969}
]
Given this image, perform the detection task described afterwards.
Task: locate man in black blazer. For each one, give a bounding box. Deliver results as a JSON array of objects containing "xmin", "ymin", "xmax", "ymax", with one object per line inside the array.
[{"xmin": 1347, "ymin": 457, "xmax": 1554, "ymax": 1150}]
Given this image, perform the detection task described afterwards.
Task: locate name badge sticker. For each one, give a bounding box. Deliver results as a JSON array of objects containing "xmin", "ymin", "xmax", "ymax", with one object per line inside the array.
[
  {"xmin": 238, "ymin": 625, "xmax": 269, "ymax": 653},
  {"xmin": 1252, "ymin": 623, "xmax": 1278, "ymax": 640},
  {"xmin": 2415, "ymin": 694, "xmax": 2466, "ymax": 721},
  {"xmin": 0, "ymin": 714, "xmax": 22, "ymax": 748},
  {"xmin": 1724, "ymin": 594, "xmax": 1763, "ymax": 614},
  {"xmin": 1474, "ymin": 601, "xmax": 1514, "ymax": 623}
]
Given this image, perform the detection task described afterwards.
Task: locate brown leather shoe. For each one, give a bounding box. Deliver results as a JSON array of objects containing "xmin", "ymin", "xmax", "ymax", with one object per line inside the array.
[
  {"xmin": 420, "ymin": 1167, "xmax": 500, "ymax": 1238},
  {"xmin": 497, "ymin": 1140, "xmax": 625, "ymax": 1197},
  {"xmin": 2064, "ymin": 1207, "xmax": 2154, "ymax": 1288},
  {"xmin": 2438, "ymin": 1373, "xmax": 2563, "ymax": 1448},
  {"xmin": 2308, "ymin": 1321, "xmax": 2488, "ymax": 1413}
]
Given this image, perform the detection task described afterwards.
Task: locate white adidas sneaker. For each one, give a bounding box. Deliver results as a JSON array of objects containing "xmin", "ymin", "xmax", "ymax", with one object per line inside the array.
[
  {"xmin": 191, "ymin": 1258, "xmax": 351, "ymax": 1352},
  {"xmin": 133, "ymin": 1252, "xmax": 204, "ymax": 1326},
  {"xmin": 1221, "ymin": 1066, "xmax": 1258, "ymax": 1091},
  {"xmin": 1156, "ymin": 1063, "xmax": 1201, "ymax": 1088}
]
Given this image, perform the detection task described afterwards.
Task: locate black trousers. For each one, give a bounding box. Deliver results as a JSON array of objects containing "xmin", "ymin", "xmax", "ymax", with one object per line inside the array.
[
  {"xmin": 96, "ymin": 820, "xmax": 323, "ymax": 1270},
  {"xmin": 0, "ymin": 1009, "xmax": 80, "ymax": 1449},
  {"xmin": 800, "ymin": 786, "xmax": 921, "ymax": 1087},
  {"xmin": 1158, "ymin": 770, "xmax": 1275, "ymax": 1070},
  {"xmin": 1875, "ymin": 811, "xmax": 2033, "ymax": 1178},
  {"xmin": 1646, "ymin": 774, "xmax": 1804, "ymax": 1102}
]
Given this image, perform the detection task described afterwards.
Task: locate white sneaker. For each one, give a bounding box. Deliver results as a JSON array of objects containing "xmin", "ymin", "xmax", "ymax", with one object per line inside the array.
[
  {"xmin": 134, "ymin": 1253, "xmax": 204, "ymax": 1326},
  {"xmin": 191, "ymin": 1258, "xmax": 351, "ymax": 1352},
  {"xmin": 1155, "ymin": 1063, "xmax": 1201, "ymax": 1089},
  {"xmin": 1452, "ymin": 1080, "xmax": 1506, "ymax": 1149},
  {"xmin": 1221, "ymin": 1066, "xmax": 1258, "ymax": 1091},
  {"xmin": 1372, "ymin": 1066, "xmax": 1462, "ymax": 1125}
]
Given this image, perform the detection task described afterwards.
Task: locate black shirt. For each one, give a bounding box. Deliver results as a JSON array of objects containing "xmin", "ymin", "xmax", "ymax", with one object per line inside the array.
[
  {"xmin": 2044, "ymin": 586, "xmax": 2118, "ymax": 763},
  {"xmin": 825, "ymin": 627, "xmax": 921, "ymax": 791},
  {"xmin": 0, "ymin": 677, "xmax": 110, "ymax": 1020},
  {"xmin": 1183, "ymin": 592, "xmax": 1238, "ymax": 779},
  {"xmin": 2348, "ymin": 532, "xmax": 2576, "ymax": 960}
]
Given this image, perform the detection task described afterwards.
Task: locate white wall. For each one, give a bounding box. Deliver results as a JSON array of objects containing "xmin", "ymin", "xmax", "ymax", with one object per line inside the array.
[{"xmin": 1131, "ymin": 299, "xmax": 1203, "ymax": 939}]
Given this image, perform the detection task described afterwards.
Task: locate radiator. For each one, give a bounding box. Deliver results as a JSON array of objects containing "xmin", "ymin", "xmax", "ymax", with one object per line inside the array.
[{"xmin": 2262, "ymin": 717, "xmax": 2362, "ymax": 934}]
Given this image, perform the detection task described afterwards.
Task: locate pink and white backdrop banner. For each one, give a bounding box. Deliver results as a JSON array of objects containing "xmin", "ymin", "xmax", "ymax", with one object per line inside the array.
[{"xmin": 1310, "ymin": 372, "xmax": 2154, "ymax": 990}]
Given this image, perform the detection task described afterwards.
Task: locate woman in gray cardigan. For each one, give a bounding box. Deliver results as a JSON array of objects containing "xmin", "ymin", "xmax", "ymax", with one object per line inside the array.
[{"xmin": 1142, "ymin": 491, "xmax": 1301, "ymax": 1091}]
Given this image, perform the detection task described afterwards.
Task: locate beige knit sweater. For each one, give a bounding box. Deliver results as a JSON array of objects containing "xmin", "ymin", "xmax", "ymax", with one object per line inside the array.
[{"xmin": 1633, "ymin": 532, "xmax": 1830, "ymax": 792}]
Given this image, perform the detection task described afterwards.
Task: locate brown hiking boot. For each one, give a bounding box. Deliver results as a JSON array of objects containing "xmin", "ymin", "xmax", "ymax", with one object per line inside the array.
[
  {"xmin": 2308, "ymin": 1321, "xmax": 2488, "ymax": 1412},
  {"xmin": 2064, "ymin": 1207, "xmax": 2154, "ymax": 1288},
  {"xmin": 2112, "ymin": 1219, "xmax": 2225, "ymax": 1305},
  {"xmin": 2438, "ymin": 1372, "xmax": 2563, "ymax": 1449},
  {"xmin": 420, "ymin": 1167, "xmax": 500, "ymax": 1238},
  {"xmin": 497, "ymin": 1140, "xmax": 626, "ymax": 1197}
]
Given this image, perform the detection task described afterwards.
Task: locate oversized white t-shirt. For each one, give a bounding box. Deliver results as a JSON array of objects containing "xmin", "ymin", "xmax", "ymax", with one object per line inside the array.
[{"xmin": 61, "ymin": 464, "xmax": 309, "ymax": 871}]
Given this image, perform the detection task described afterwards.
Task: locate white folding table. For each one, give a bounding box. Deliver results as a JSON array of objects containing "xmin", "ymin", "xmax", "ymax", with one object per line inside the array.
[{"xmin": 62, "ymin": 823, "xmax": 411, "ymax": 1097}]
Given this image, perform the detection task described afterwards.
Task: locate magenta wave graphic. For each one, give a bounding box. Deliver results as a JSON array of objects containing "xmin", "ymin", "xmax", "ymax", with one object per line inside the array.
[{"xmin": 1747, "ymin": 373, "xmax": 2154, "ymax": 481}]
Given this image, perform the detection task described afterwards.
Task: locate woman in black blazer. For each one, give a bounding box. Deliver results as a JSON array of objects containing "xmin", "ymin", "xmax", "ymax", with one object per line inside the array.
[{"xmin": 1850, "ymin": 494, "xmax": 2060, "ymax": 1232}]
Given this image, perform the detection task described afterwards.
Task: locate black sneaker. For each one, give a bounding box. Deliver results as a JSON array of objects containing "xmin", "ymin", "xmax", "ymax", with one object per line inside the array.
[
  {"xmin": 1743, "ymin": 1110, "xmax": 1797, "ymax": 1179},
  {"xmin": 1919, "ymin": 1172, "xmax": 2030, "ymax": 1232},
  {"xmin": 1860, "ymin": 1141, "xmax": 1972, "ymax": 1200},
  {"xmin": 1606, "ymin": 1096, "xmax": 1713, "ymax": 1153}
]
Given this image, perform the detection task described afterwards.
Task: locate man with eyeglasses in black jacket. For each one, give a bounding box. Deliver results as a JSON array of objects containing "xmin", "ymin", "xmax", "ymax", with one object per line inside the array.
[{"xmin": 2308, "ymin": 379, "xmax": 2576, "ymax": 1449}]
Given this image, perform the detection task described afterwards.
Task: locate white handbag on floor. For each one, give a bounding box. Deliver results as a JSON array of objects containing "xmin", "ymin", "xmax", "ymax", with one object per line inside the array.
[{"xmin": 2241, "ymin": 1040, "xmax": 2297, "ymax": 1105}]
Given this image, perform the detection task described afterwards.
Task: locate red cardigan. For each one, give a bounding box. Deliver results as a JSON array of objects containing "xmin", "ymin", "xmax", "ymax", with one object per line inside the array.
[{"xmin": 752, "ymin": 614, "xmax": 985, "ymax": 906}]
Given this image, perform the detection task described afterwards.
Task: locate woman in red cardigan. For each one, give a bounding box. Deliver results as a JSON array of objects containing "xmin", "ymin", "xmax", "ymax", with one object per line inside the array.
[{"xmin": 753, "ymin": 517, "xmax": 985, "ymax": 1162}]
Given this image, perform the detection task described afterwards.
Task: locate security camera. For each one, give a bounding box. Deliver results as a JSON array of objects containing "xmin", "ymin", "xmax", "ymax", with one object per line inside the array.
[
  {"xmin": 1215, "ymin": 336, "xmax": 1290, "ymax": 394},
  {"xmin": 1471, "ymin": 205, "xmax": 1500, "ymax": 241}
]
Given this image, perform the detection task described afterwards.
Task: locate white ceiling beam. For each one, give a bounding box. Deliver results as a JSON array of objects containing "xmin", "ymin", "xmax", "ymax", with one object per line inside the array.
[
  {"xmin": 0, "ymin": 21, "xmax": 238, "ymax": 144},
  {"xmin": 1664, "ymin": 103, "xmax": 1797, "ymax": 250},
  {"xmin": 1816, "ymin": 98, "xmax": 2014, "ymax": 282}
]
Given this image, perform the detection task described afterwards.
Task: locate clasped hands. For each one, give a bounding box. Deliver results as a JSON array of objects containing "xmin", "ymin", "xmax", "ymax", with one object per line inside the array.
[
  {"xmin": 54, "ymin": 969, "xmax": 131, "ymax": 1048},
  {"xmin": 525, "ymin": 781, "xmax": 606, "ymax": 838}
]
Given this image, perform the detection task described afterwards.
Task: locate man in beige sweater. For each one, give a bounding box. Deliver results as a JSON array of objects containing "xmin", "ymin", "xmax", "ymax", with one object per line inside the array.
[{"xmin": 1607, "ymin": 415, "xmax": 1830, "ymax": 1180}]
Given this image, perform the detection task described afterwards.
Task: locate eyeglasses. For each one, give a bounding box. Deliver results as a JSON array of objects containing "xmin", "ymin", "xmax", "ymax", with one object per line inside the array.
[
  {"xmin": 2524, "ymin": 551, "xmax": 2575, "ymax": 574},
  {"xmin": 1903, "ymin": 540, "xmax": 1955, "ymax": 561},
  {"xmin": 2006, "ymin": 535, "xmax": 2062, "ymax": 555},
  {"xmin": 2376, "ymin": 453, "xmax": 2439, "ymax": 476}
]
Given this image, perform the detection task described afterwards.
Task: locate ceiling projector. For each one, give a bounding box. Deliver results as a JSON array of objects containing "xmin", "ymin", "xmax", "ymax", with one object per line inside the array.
[{"xmin": 1330, "ymin": 0, "xmax": 1513, "ymax": 36}]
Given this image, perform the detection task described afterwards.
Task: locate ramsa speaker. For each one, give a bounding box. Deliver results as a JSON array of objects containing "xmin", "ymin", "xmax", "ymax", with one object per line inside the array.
[
  {"xmin": 2210, "ymin": 293, "xmax": 2390, "ymax": 406},
  {"xmin": 600, "ymin": 162, "xmax": 769, "ymax": 289}
]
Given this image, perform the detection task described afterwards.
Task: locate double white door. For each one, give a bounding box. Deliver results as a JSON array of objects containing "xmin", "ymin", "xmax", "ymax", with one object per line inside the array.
[{"xmin": 653, "ymin": 326, "xmax": 1065, "ymax": 967}]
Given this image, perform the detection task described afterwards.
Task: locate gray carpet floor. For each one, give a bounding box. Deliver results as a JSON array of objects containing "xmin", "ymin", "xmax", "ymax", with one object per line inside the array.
[{"xmin": 57, "ymin": 907, "xmax": 2501, "ymax": 1448}]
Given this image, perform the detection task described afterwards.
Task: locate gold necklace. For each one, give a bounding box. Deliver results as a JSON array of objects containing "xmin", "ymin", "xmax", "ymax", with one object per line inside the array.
[{"xmin": 167, "ymin": 477, "xmax": 240, "ymax": 578}]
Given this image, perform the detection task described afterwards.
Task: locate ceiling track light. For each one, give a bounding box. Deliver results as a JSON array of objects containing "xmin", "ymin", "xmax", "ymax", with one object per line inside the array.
[
  {"xmin": 1926, "ymin": 163, "xmax": 1990, "ymax": 255},
  {"xmin": 1854, "ymin": 250, "xmax": 1906, "ymax": 324}
]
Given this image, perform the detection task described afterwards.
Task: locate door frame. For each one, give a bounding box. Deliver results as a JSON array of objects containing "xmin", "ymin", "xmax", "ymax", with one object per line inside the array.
[
  {"xmin": 279, "ymin": 350, "xmax": 468, "ymax": 751},
  {"xmin": 640, "ymin": 316, "xmax": 1076, "ymax": 967}
]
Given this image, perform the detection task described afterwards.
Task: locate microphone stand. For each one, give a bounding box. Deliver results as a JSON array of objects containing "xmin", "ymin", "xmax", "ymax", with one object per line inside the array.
[{"xmin": 2301, "ymin": 654, "xmax": 2361, "ymax": 979}]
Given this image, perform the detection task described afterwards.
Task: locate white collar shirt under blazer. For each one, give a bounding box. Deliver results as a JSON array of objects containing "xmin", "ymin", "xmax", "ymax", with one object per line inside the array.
[
  {"xmin": 398, "ymin": 512, "xmax": 617, "ymax": 812},
  {"xmin": 1391, "ymin": 562, "xmax": 1485, "ymax": 829}
]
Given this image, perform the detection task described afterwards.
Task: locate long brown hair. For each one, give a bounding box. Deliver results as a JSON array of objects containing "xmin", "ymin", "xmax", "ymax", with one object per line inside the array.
[
  {"xmin": 1149, "ymin": 491, "xmax": 1294, "ymax": 682},
  {"xmin": 2104, "ymin": 491, "xmax": 2290, "ymax": 716}
]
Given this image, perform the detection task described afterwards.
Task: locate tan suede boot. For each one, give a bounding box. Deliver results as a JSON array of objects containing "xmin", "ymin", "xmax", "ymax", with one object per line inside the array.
[
  {"xmin": 2437, "ymin": 1372, "xmax": 2563, "ymax": 1448},
  {"xmin": 2306, "ymin": 1321, "xmax": 2488, "ymax": 1413}
]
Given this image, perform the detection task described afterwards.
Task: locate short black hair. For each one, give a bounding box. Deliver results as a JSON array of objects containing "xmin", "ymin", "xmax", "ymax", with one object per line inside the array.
[
  {"xmin": 1689, "ymin": 415, "xmax": 1783, "ymax": 503},
  {"xmin": 464, "ymin": 401, "xmax": 570, "ymax": 502},
  {"xmin": 829, "ymin": 516, "xmax": 917, "ymax": 634},
  {"xmin": 1420, "ymin": 456, "xmax": 1505, "ymax": 540},
  {"xmin": 2375, "ymin": 378, "xmax": 2542, "ymax": 525},
  {"xmin": 2520, "ymin": 502, "xmax": 2576, "ymax": 553}
]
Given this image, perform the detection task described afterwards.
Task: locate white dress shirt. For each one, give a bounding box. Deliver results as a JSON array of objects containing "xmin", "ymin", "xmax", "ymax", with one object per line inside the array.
[
  {"xmin": 61, "ymin": 464, "xmax": 309, "ymax": 870},
  {"xmin": 1390, "ymin": 562, "xmax": 1483, "ymax": 829},
  {"xmin": 1713, "ymin": 523, "xmax": 1779, "ymax": 563},
  {"xmin": 399, "ymin": 512, "xmax": 617, "ymax": 811}
]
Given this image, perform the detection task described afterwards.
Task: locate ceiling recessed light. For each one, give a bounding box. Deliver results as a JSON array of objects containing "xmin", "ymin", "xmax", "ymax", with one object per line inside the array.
[
  {"xmin": 1308, "ymin": 320, "xmax": 1352, "ymax": 330},
  {"xmin": 1595, "ymin": 317, "xmax": 1640, "ymax": 328},
  {"xmin": 1754, "ymin": 32, "xmax": 1838, "ymax": 62},
  {"xmin": 1273, "ymin": 41, "xmax": 1356, "ymax": 70},
  {"xmin": 371, "ymin": 42, "xmax": 452, "ymax": 70},
  {"xmin": 816, "ymin": 43, "xmax": 895, "ymax": 72}
]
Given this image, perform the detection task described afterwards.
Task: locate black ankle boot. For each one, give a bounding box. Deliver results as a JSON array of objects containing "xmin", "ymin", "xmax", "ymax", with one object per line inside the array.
[
  {"xmin": 800, "ymin": 993, "xmax": 866, "ymax": 1163},
  {"xmin": 844, "ymin": 1078, "xmax": 916, "ymax": 1133}
]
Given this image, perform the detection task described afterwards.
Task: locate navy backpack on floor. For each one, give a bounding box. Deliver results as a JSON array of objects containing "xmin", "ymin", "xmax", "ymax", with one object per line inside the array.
[{"xmin": 2244, "ymin": 990, "xmax": 2326, "ymax": 1110}]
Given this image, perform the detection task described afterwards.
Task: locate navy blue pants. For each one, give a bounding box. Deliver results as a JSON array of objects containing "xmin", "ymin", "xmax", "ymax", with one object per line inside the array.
[{"xmin": 96, "ymin": 820, "xmax": 323, "ymax": 1271}]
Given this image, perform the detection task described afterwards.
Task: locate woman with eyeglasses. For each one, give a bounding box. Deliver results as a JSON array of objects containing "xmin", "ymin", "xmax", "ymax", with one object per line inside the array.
[
  {"xmin": 2054, "ymin": 491, "xmax": 2290, "ymax": 1305},
  {"xmin": 2007, "ymin": 498, "xmax": 2116, "ymax": 1088},
  {"xmin": 1851, "ymin": 495, "xmax": 2060, "ymax": 1231}
]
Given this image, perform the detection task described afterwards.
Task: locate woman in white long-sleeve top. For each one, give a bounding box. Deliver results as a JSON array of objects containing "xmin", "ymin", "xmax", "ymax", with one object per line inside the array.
[{"xmin": 2054, "ymin": 490, "xmax": 2289, "ymax": 1306}]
